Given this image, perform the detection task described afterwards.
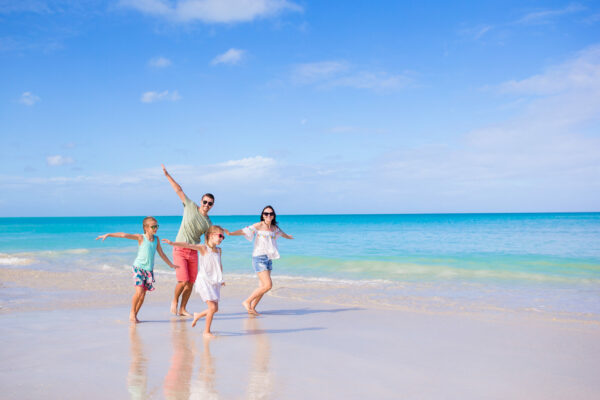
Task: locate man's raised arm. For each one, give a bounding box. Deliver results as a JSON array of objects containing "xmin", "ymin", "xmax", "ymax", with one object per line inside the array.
[{"xmin": 162, "ymin": 164, "xmax": 186, "ymax": 203}]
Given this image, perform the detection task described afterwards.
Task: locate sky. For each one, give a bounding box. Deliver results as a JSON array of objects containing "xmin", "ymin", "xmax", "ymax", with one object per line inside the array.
[{"xmin": 1, "ymin": 0, "xmax": 599, "ymax": 216}]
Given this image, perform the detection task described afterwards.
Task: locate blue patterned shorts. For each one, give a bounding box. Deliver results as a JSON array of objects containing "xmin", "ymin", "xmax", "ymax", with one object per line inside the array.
[{"xmin": 132, "ymin": 266, "xmax": 155, "ymax": 291}]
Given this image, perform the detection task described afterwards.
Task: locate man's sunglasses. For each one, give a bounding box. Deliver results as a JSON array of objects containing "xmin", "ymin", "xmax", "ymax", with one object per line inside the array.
[{"xmin": 203, "ymin": 200, "xmax": 214, "ymax": 206}]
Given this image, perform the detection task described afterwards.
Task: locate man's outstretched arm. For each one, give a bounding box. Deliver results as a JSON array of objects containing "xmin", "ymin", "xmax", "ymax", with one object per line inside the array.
[{"xmin": 162, "ymin": 164, "xmax": 186, "ymax": 203}]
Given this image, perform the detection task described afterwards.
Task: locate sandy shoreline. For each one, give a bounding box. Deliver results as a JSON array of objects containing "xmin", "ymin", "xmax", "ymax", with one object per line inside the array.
[
  {"xmin": 1, "ymin": 268, "xmax": 600, "ymax": 399},
  {"xmin": 2, "ymin": 266, "xmax": 599, "ymax": 326}
]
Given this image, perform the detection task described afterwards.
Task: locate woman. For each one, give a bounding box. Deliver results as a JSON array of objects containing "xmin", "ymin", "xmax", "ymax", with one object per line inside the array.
[{"xmin": 226, "ymin": 205, "xmax": 293, "ymax": 315}]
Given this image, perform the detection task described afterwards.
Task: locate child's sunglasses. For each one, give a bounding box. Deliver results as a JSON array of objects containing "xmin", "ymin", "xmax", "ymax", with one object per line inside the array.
[{"xmin": 150, "ymin": 225, "xmax": 159, "ymax": 229}]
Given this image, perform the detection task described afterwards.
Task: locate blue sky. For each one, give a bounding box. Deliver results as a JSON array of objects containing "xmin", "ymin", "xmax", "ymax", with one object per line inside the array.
[{"xmin": 1, "ymin": 0, "xmax": 599, "ymax": 216}]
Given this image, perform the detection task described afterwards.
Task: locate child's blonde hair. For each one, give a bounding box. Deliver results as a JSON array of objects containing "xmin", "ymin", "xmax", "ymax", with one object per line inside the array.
[
  {"xmin": 205, "ymin": 225, "xmax": 224, "ymax": 244},
  {"xmin": 142, "ymin": 216, "xmax": 157, "ymax": 232}
]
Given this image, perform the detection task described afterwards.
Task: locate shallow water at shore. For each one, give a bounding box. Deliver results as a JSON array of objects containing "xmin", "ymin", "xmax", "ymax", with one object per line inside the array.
[{"xmin": 1, "ymin": 213, "xmax": 599, "ymax": 319}]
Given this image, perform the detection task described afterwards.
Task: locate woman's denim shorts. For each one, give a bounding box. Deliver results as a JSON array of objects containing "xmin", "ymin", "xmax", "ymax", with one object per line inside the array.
[{"xmin": 252, "ymin": 255, "xmax": 272, "ymax": 273}]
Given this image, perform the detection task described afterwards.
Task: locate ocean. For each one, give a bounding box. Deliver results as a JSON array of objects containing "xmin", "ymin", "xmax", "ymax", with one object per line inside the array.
[{"xmin": 1, "ymin": 213, "xmax": 599, "ymax": 318}]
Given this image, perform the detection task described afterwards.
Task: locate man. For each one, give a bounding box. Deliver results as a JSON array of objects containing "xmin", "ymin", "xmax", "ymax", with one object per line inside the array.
[{"xmin": 162, "ymin": 164, "xmax": 213, "ymax": 316}]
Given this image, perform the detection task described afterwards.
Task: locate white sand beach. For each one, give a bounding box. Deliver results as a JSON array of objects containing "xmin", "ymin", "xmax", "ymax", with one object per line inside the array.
[{"xmin": 1, "ymin": 267, "xmax": 600, "ymax": 399}]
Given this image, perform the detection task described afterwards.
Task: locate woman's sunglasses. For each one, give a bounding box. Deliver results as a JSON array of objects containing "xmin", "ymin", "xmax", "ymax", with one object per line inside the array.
[
  {"xmin": 203, "ymin": 200, "xmax": 214, "ymax": 206},
  {"xmin": 263, "ymin": 212, "xmax": 274, "ymax": 216}
]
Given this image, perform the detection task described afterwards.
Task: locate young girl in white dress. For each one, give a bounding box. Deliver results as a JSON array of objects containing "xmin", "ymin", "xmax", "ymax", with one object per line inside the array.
[
  {"xmin": 163, "ymin": 225, "xmax": 225, "ymax": 338},
  {"xmin": 226, "ymin": 205, "xmax": 293, "ymax": 315}
]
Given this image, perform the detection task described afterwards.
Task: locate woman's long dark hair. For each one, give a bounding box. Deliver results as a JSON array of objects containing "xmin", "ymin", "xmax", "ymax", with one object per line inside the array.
[{"xmin": 260, "ymin": 205, "xmax": 278, "ymax": 227}]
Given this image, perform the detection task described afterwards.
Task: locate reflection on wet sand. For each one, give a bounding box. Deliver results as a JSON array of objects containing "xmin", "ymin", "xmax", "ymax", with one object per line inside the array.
[
  {"xmin": 245, "ymin": 318, "xmax": 273, "ymax": 400},
  {"xmin": 130, "ymin": 316, "xmax": 275, "ymax": 399},
  {"xmin": 190, "ymin": 338, "xmax": 219, "ymax": 399},
  {"xmin": 127, "ymin": 324, "xmax": 148, "ymax": 400},
  {"xmin": 164, "ymin": 321, "xmax": 195, "ymax": 400}
]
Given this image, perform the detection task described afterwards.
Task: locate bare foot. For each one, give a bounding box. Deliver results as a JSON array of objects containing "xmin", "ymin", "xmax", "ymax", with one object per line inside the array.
[
  {"xmin": 243, "ymin": 300, "xmax": 258, "ymax": 315},
  {"xmin": 191, "ymin": 312, "xmax": 202, "ymax": 327},
  {"xmin": 170, "ymin": 301, "xmax": 178, "ymax": 315},
  {"xmin": 129, "ymin": 314, "xmax": 140, "ymax": 323},
  {"xmin": 179, "ymin": 309, "xmax": 192, "ymax": 317},
  {"xmin": 203, "ymin": 332, "xmax": 216, "ymax": 339}
]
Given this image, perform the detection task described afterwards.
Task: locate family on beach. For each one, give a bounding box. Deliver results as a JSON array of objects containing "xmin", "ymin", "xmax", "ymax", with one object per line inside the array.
[{"xmin": 96, "ymin": 165, "xmax": 293, "ymax": 337}]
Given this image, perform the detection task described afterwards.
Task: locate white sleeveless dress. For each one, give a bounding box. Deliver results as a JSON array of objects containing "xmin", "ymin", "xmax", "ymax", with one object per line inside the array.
[{"xmin": 194, "ymin": 247, "xmax": 223, "ymax": 302}]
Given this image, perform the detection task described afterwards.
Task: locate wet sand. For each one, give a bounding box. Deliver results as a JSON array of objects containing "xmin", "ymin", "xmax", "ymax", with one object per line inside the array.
[{"xmin": 2, "ymin": 279, "xmax": 600, "ymax": 399}]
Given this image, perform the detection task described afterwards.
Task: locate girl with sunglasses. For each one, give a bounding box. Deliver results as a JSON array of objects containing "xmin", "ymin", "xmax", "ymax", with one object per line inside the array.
[
  {"xmin": 162, "ymin": 164, "xmax": 214, "ymax": 317},
  {"xmin": 226, "ymin": 206, "xmax": 294, "ymax": 315},
  {"xmin": 162, "ymin": 225, "xmax": 226, "ymax": 338},
  {"xmin": 96, "ymin": 216, "xmax": 179, "ymax": 323}
]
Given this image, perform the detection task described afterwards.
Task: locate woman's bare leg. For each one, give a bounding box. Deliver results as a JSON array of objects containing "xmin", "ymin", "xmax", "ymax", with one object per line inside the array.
[{"xmin": 243, "ymin": 271, "xmax": 272, "ymax": 315}]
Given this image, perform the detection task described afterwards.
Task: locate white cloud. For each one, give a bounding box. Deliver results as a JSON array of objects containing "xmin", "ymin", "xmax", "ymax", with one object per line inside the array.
[
  {"xmin": 292, "ymin": 61, "xmax": 412, "ymax": 91},
  {"xmin": 376, "ymin": 44, "xmax": 600, "ymax": 211},
  {"xmin": 459, "ymin": 25, "xmax": 493, "ymax": 40},
  {"xmin": 10, "ymin": 156, "xmax": 277, "ymax": 186},
  {"xmin": 331, "ymin": 71, "xmax": 411, "ymax": 90},
  {"xmin": 292, "ymin": 61, "xmax": 348, "ymax": 84},
  {"xmin": 46, "ymin": 155, "xmax": 74, "ymax": 166},
  {"xmin": 584, "ymin": 12, "xmax": 600, "ymax": 24},
  {"xmin": 218, "ymin": 156, "xmax": 275, "ymax": 168},
  {"xmin": 148, "ymin": 56, "xmax": 172, "ymax": 68},
  {"xmin": 517, "ymin": 3, "xmax": 585, "ymax": 24},
  {"xmin": 140, "ymin": 90, "xmax": 181, "ymax": 103},
  {"xmin": 211, "ymin": 48, "xmax": 245, "ymax": 65},
  {"xmin": 119, "ymin": 0, "xmax": 302, "ymax": 23},
  {"xmin": 19, "ymin": 91, "xmax": 40, "ymax": 106},
  {"xmin": 498, "ymin": 45, "xmax": 600, "ymax": 95}
]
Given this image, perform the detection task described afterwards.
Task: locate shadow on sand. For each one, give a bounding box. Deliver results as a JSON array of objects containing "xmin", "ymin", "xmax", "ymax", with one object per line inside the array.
[
  {"xmin": 258, "ymin": 307, "xmax": 363, "ymax": 316},
  {"xmin": 216, "ymin": 326, "xmax": 326, "ymax": 337}
]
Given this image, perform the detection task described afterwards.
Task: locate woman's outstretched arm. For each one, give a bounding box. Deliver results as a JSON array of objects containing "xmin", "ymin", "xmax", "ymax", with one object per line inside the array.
[
  {"xmin": 278, "ymin": 229, "xmax": 294, "ymax": 239},
  {"xmin": 225, "ymin": 223, "xmax": 259, "ymax": 236}
]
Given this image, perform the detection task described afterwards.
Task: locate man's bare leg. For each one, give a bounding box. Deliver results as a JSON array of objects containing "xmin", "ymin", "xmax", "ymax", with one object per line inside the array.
[
  {"xmin": 179, "ymin": 282, "xmax": 193, "ymax": 317},
  {"xmin": 172, "ymin": 281, "xmax": 186, "ymax": 315}
]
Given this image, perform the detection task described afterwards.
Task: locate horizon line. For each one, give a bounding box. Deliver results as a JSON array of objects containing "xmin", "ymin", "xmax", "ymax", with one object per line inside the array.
[{"xmin": 1, "ymin": 211, "xmax": 599, "ymax": 218}]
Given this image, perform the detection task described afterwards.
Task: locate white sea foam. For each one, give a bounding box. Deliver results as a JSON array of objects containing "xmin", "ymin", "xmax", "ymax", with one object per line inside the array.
[
  {"xmin": 24, "ymin": 248, "xmax": 91, "ymax": 258},
  {"xmin": 100, "ymin": 264, "xmax": 119, "ymax": 271},
  {"xmin": 0, "ymin": 253, "xmax": 34, "ymax": 266}
]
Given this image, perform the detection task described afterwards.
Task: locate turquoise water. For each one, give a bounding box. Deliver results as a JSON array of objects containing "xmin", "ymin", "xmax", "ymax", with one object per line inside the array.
[{"xmin": 2, "ymin": 213, "xmax": 599, "ymax": 315}]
